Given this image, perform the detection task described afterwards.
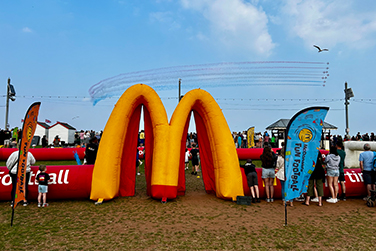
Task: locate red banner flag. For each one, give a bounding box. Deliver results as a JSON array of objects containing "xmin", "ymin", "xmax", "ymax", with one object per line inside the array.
[{"xmin": 11, "ymin": 102, "xmax": 41, "ymax": 225}]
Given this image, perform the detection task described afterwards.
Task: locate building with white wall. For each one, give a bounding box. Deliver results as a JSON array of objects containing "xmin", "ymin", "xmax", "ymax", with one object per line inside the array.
[
  {"xmin": 48, "ymin": 122, "xmax": 76, "ymax": 145},
  {"xmin": 34, "ymin": 122, "xmax": 50, "ymax": 145}
]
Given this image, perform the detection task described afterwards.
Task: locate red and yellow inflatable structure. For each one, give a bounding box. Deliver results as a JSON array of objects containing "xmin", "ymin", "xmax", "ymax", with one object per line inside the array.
[
  {"xmin": 90, "ymin": 84, "xmax": 244, "ymax": 201},
  {"xmin": 0, "ymin": 84, "xmax": 368, "ymax": 202}
]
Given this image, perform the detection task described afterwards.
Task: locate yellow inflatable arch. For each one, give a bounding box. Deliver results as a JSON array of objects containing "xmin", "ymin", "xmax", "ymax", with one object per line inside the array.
[{"xmin": 90, "ymin": 84, "xmax": 244, "ymax": 201}]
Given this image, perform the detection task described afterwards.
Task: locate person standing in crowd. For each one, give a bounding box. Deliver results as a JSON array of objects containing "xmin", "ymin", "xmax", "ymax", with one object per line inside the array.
[
  {"xmin": 258, "ymin": 133, "xmax": 263, "ymax": 148},
  {"xmin": 370, "ymin": 132, "xmax": 375, "ymax": 141},
  {"xmin": 53, "ymin": 135, "xmax": 60, "ymax": 147},
  {"xmin": 237, "ymin": 132, "xmax": 242, "ymax": 149},
  {"xmin": 42, "ymin": 135, "xmax": 48, "ymax": 148},
  {"xmin": 83, "ymin": 137, "xmax": 99, "ymax": 165},
  {"xmin": 324, "ymin": 146, "xmax": 340, "ymax": 203},
  {"xmin": 242, "ymin": 131, "xmax": 247, "ymax": 148},
  {"xmin": 336, "ymin": 141, "xmax": 347, "ymax": 201},
  {"xmin": 0, "ymin": 129, "xmax": 5, "ymax": 145},
  {"xmin": 359, "ymin": 143, "xmax": 375, "ymax": 200},
  {"xmin": 275, "ymin": 147, "xmax": 293, "ymax": 207},
  {"xmin": 260, "ymin": 145, "xmax": 277, "ymax": 202},
  {"xmin": 74, "ymin": 132, "xmax": 80, "ymax": 146},
  {"xmin": 240, "ymin": 159, "xmax": 260, "ymax": 203},
  {"xmin": 363, "ymin": 133, "xmax": 370, "ymax": 141},
  {"xmin": 190, "ymin": 143, "xmax": 199, "ymax": 175},
  {"xmin": 185, "ymin": 148, "xmax": 190, "ymax": 170},
  {"xmin": 35, "ymin": 165, "xmax": 51, "ymax": 208},
  {"xmin": 139, "ymin": 130, "xmax": 145, "ymax": 147},
  {"xmin": 6, "ymin": 150, "xmax": 36, "ymax": 206},
  {"xmin": 254, "ymin": 133, "xmax": 260, "ymax": 148},
  {"xmin": 356, "ymin": 132, "xmax": 362, "ymax": 141},
  {"xmin": 263, "ymin": 131, "xmax": 269, "ymax": 148},
  {"xmin": 3, "ymin": 128, "xmax": 11, "ymax": 147},
  {"xmin": 79, "ymin": 130, "xmax": 85, "ymax": 146},
  {"xmin": 270, "ymin": 134, "xmax": 276, "ymax": 148},
  {"xmin": 304, "ymin": 152, "xmax": 325, "ymax": 206},
  {"xmin": 136, "ymin": 149, "xmax": 143, "ymax": 176},
  {"xmin": 233, "ymin": 132, "xmax": 238, "ymax": 148}
]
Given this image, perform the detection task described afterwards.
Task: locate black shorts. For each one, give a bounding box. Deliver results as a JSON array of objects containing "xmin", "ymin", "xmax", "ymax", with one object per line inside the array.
[
  {"xmin": 246, "ymin": 172, "xmax": 258, "ymax": 187},
  {"xmin": 338, "ymin": 172, "xmax": 345, "ymax": 182},
  {"xmin": 192, "ymin": 158, "xmax": 199, "ymax": 166},
  {"xmin": 363, "ymin": 170, "xmax": 376, "ymax": 185}
]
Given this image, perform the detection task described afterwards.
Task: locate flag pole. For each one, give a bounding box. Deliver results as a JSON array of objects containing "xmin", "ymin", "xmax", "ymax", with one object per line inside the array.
[
  {"xmin": 284, "ymin": 201, "xmax": 287, "ymax": 226},
  {"xmin": 11, "ymin": 207, "xmax": 15, "ymax": 226}
]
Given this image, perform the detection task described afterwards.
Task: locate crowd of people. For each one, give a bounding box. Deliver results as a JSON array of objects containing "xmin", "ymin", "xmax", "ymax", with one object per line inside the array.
[
  {"xmin": 240, "ymin": 141, "xmax": 375, "ymax": 206},
  {"xmin": 231, "ymin": 130, "xmax": 376, "ymax": 149},
  {"xmin": 3, "ymin": 127, "xmax": 376, "ymax": 207}
]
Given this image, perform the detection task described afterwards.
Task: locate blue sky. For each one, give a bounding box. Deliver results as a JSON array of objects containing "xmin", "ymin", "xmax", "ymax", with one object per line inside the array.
[{"xmin": 1, "ymin": 0, "xmax": 376, "ymax": 137}]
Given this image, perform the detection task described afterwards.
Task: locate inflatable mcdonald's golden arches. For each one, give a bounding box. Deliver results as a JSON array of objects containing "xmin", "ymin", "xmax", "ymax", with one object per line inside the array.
[{"xmin": 90, "ymin": 84, "xmax": 244, "ymax": 201}]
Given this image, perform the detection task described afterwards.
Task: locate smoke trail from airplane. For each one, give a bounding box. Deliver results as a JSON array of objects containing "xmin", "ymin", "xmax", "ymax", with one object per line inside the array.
[{"xmin": 89, "ymin": 61, "xmax": 329, "ymax": 105}]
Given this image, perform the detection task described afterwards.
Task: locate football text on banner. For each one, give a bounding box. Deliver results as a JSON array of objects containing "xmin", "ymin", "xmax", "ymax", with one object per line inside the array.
[{"xmin": 284, "ymin": 107, "xmax": 329, "ymax": 201}]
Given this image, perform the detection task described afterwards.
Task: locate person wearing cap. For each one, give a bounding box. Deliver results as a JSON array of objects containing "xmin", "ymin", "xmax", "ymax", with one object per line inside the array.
[{"xmin": 240, "ymin": 159, "xmax": 260, "ymax": 203}]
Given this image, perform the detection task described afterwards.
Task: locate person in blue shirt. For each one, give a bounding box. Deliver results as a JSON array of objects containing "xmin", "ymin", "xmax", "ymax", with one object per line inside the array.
[{"xmin": 359, "ymin": 143, "xmax": 375, "ymax": 200}]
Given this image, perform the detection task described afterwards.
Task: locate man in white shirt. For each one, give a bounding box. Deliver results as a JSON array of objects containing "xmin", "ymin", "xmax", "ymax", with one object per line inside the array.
[{"xmin": 6, "ymin": 151, "xmax": 36, "ymax": 206}]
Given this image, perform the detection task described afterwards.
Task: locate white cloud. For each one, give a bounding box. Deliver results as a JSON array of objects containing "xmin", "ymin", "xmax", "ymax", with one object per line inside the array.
[
  {"xmin": 180, "ymin": 0, "xmax": 275, "ymax": 56},
  {"xmin": 22, "ymin": 27, "xmax": 33, "ymax": 33},
  {"xmin": 282, "ymin": 0, "xmax": 376, "ymax": 49},
  {"xmin": 149, "ymin": 11, "xmax": 181, "ymax": 30}
]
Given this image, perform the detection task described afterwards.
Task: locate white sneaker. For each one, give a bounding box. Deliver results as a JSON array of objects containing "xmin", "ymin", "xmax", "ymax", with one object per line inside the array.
[
  {"xmin": 311, "ymin": 197, "xmax": 319, "ymax": 203},
  {"xmin": 326, "ymin": 198, "xmax": 337, "ymax": 203}
]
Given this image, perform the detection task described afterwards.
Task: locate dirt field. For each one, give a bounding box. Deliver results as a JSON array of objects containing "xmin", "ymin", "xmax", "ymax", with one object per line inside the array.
[{"xmin": 1, "ymin": 169, "xmax": 376, "ymax": 250}]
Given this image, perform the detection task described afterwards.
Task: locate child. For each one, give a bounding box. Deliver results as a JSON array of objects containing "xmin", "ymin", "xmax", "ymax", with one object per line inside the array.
[
  {"xmin": 240, "ymin": 159, "xmax": 260, "ymax": 203},
  {"xmin": 185, "ymin": 148, "xmax": 190, "ymax": 170},
  {"xmin": 35, "ymin": 165, "xmax": 51, "ymax": 207}
]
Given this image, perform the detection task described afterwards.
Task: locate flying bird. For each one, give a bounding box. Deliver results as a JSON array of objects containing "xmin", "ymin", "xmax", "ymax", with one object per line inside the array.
[{"xmin": 313, "ymin": 45, "xmax": 329, "ymax": 52}]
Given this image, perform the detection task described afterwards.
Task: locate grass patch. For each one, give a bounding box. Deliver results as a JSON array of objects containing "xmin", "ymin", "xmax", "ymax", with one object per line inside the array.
[{"xmin": 0, "ymin": 159, "xmax": 374, "ymax": 250}]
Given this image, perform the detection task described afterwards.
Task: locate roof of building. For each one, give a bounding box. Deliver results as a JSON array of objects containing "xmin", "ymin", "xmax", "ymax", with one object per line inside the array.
[
  {"xmin": 49, "ymin": 121, "xmax": 76, "ymax": 130},
  {"xmin": 37, "ymin": 122, "xmax": 50, "ymax": 129},
  {"xmin": 266, "ymin": 119, "xmax": 337, "ymax": 130}
]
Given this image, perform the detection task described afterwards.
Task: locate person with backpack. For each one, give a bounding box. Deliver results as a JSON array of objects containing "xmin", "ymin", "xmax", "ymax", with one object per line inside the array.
[
  {"xmin": 260, "ymin": 145, "xmax": 277, "ymax": 202},
  {"xmin": 359, "ymin": 143, "xmax": 375, "ymax": 200}
]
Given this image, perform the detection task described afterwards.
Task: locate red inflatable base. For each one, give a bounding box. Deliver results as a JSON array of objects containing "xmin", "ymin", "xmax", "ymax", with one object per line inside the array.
[
  {"xmin": 241, "ymin": 168, "xmax": 367, "ymax": 198},
  {"xmin": 0, "ymin": 165, "xmax": 367, "ymax": 201},
  {"xmin": 0, "ymin": 165, "xmax": 93, "ymax": 201}
]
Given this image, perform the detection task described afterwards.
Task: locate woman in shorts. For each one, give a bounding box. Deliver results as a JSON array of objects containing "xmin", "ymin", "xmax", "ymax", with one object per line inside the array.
[
  {"xmin": 260, "ymin": 145, "xmax": 277, "ymax": 202},
  {"xmin": 324, "ymin": 146, "xmax": 341, "ymax": 203}
]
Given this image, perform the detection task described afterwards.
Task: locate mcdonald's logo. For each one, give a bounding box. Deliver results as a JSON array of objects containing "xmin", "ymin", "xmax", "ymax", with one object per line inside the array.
[{"xmin": 90, "ymin": 84, "xmax": 244, "ymax": 201}]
